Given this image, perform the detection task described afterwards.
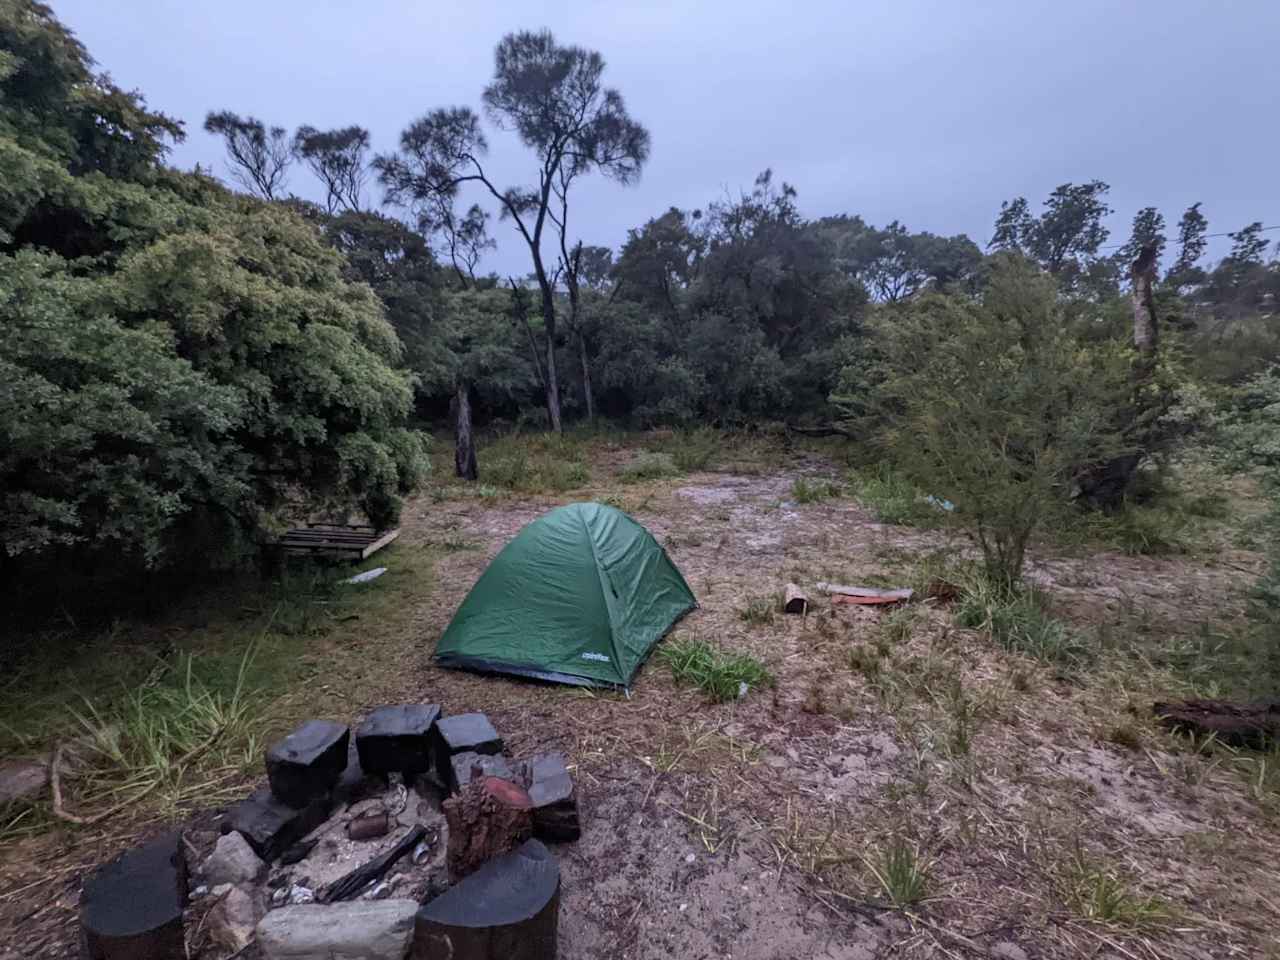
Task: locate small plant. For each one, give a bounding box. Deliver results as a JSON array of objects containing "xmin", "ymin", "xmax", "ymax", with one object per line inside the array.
[
  {"xmin": 1061, "ymin": 844, "xmax": 1170, "ymax": 926},
  {"xmin": 944, "ymin": 677, "xmax": 977, "ymax": 757},
  {"xmin": 881, "ymin": 606, "xmax": 918, "ymax": 646},
  {"xmin": 791, "ymin": 476, "xmax": 842, "ymax": 504},
  {"xmin": 659, "ymin": 636, "xmax": 773, "ymax": 703},
  {"xmin": 863, "ymin": 838, "xmax": 931, "ymax": 906},
  {"xmin": 738, "ymin": 595, "xmax": 778, "ymax": 626},
  {"xmin": 1074, "ymin": 504, "xmax": 1191, "ymax": 557},
  {"xmin": 848, "ymin": 644, "xmax": 884, "ymax": 682}
]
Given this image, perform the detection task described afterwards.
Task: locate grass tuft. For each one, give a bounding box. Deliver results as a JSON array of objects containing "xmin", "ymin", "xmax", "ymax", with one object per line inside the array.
[
  {"xmin": 659, "ymin": 636, "xmax": 773, "ymax": 703},
  {"xmin": 863, "ymin": 837, "xmax": 931, "ymax": 906},
  {"xmin": 847, "ymin": 464, "xmax": 940, "ymax": 526},
  {"xmin": 738, "ymin": 594, "xmax": 779, "ymax": 625},
  {"xmin": 791, "ymin": 477, "xmax": 842, "ymax": 504},
  {"xmin": 1061, "ymin": 844, "xmax": 1171, "ymax": 926},
  {"xmin": 955, "ymin": 573, "xmax": 1089, "ymax": 665},
  {"xmin": 56, "ymin": 645, "xmax": 261, "ymax": 823}
]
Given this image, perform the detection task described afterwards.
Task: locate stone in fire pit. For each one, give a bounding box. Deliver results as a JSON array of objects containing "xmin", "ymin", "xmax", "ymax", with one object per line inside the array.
[{"xmin": 266, "ymin": 720, "xmax": 350, "ymax": 807}]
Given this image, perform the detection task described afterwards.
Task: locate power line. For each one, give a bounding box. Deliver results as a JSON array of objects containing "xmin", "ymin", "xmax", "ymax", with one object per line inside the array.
[{"xmin": 1098, "ymin": 223, "xmax": 1280, "ymax": 251}]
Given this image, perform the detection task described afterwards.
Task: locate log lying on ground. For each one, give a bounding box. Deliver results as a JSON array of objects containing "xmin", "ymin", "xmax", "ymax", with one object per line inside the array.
[
  {"xmin": 413, "ymin": 839, "xmax": 560, "ymax": 960},
  {"xmin": 1154, "ymin": 699, "xmax": 1280, "ymax": 750},
  {"xmin": 444, "ymin": 775, "xmax": 533, "ymax": 881}
]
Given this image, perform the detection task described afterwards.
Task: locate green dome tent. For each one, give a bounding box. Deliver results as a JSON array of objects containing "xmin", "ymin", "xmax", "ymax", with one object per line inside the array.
[{"xmin": 435, "ymin": 502, "xmax": 696, "ymax": 688}]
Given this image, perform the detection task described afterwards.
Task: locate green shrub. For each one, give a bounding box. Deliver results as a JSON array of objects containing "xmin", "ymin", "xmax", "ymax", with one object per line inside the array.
[
  {"xmin": 838, "ymin": 255, "xmax": 1139, "ymax": 585},
  {"xmin": 1061, "ymin": 844, "xmax": 1170, "ymax": 926},
  {"xmin": 620, "ymin": 452, "xmax": 680, "ymax": 483},
  {"xmin": 0, "ymin": 10, "xmax": 426, "ymax": 569},
  {"xmin": 659, "ymin": 636, "xmax": 773, "ymax": 703}
]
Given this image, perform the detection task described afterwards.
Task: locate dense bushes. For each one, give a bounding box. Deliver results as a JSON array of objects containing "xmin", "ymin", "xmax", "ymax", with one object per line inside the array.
[
  {"xmin": 839, "ymin": 256, "xmax": 1141, "ymax": 585},
  {"xmin": 0, "ymin": 2, "xmax": 426, "ymax": 570}
]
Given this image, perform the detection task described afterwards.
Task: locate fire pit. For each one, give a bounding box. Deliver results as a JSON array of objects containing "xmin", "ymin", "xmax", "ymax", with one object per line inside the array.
[{"xmin": 78, "ymin": 706, "xmax": 577, "ymax": 960}]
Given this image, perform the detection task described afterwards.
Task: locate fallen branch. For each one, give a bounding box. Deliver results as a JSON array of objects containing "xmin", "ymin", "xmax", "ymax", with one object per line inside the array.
[{"xmin": 51, "ymin": 729, "xmax": 223, "ymax": 827}]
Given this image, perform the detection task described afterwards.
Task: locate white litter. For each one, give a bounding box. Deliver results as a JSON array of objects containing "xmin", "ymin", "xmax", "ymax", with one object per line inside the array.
[{"xmin": 344, "ymin": 567, "xmax": 387, "ymax": 585}]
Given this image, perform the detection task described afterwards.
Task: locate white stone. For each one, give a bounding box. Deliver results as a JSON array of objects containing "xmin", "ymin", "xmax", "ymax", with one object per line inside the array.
[
  {"xmin": 208, "ymin": 885, "xmax": 262, "ymax": 953},
  {"xmin": 256, "ymin": 900, "xmax": 417, "ymax": 960},
  {"xmin": 203, "ymin": 831, "xmax": 267, "ymax": 886},
  {"xmin": 288, "ymin": 884, "xmax": 315, "ymax": 905},
  {"xmin": 991, "ymin": 943, "xmax": 1030, "ymax": 960}
]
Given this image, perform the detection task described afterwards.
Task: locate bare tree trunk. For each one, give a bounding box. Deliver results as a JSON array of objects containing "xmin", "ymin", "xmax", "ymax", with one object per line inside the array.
[
  {"xmin": 509, "ymin": 280, "xmax": 553, "ymax": 428},
  {"xmin": 1077, "ymin": 244, "xmax": 1161, "ymax": 509},
  {"xmin": 1131, "ymin": 243, "xmax": 1159, "ymax": 367},
  {"xmin": 454, "ymin": 381, "xmax": 477, "ymax": 481},
  {"xmin": 577, "ymin": 330, "xmax": 594, "ymax": 423},
  {"xmin": 540, "ymin": 287, "xmax": 562, "ymax": 434}
]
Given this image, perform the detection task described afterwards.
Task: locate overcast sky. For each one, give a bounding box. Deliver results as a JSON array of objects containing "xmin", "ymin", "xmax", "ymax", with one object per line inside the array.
[{"xmin": 56, "ymin": 0, "xmax": 1279, "ymax": 275}]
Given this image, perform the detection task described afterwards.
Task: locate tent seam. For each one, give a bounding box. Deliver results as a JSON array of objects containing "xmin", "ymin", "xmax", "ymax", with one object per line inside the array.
[{"xmin": 579, "ymin": 507, "xmax": 626, "ymax": 685}]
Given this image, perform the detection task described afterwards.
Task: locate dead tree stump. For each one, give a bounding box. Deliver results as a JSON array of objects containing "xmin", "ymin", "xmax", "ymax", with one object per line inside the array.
[{"xmin": 443, "ymin": 775, "xmax": 533, "ymax": 881}]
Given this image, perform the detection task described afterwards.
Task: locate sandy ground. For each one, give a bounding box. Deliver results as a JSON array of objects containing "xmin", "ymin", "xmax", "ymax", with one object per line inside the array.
[
  {"xmin": 393, "ymin": 456, "xmax": 1279, "ymax": 960},
  {"xmin": 3, "ymin": 449, "xmax": 1278, "ymax": 958}
]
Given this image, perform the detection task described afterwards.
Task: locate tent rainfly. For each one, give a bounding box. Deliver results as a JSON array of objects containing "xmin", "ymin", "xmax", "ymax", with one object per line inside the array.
[{"xmin": 435, "ymin": 502, "xmax": 696, "ymax": 688}]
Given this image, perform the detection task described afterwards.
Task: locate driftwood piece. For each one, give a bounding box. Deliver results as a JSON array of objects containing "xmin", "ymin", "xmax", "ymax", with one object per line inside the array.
[
  {"xmin": 1154, "ymin": 699, "xmax": 1280, "ymax": 750},
  {"xmin": 817, "ymin": 582, "xmax": 913, "ymax": 605},
  {"xmin": 444, "ymin": 775, "xmax": 533, "ymax": 881},
  {"xmin": 413, "ymin": 839, "xmax": 560, "ymax": 960},
  {"xmin": 782, "ymin": 584, "xmax": 809, "ymax": 615},
  {"xmin": 321, "ymin": 824, "xmax": 427, "ymax": 903}
]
